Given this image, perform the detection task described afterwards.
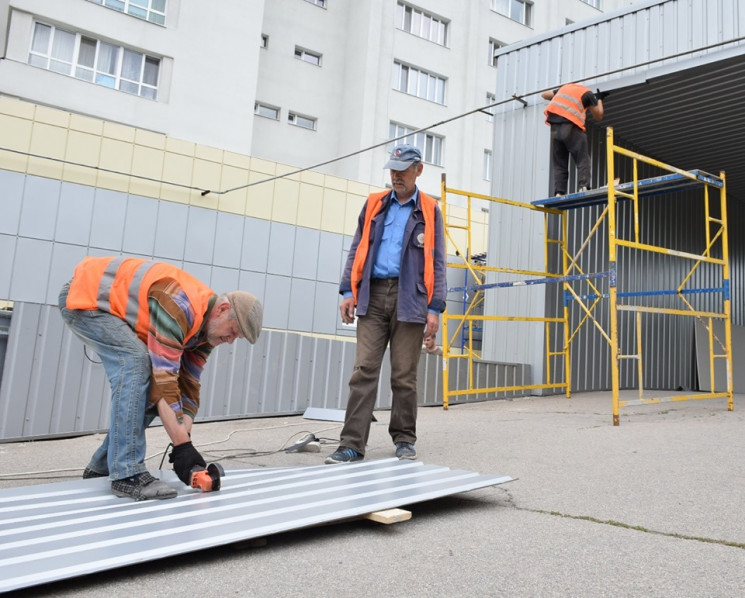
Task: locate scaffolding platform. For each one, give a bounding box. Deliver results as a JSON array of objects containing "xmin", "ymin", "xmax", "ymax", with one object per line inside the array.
[
  {"xmin": 532, "ymin": 170, "xmax": 724, "ymax": 211},
  {"xmin": 0, "ymin": 459, "xmax": 513, "ymax": 593}
]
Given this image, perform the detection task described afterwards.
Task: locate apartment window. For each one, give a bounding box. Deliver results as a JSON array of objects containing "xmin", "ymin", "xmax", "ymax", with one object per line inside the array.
[
  {"xmin": 304, "ymin": 0, "xmax": 326, "ymax": 6},
  {"xmin": 87, "ymin": 0, "xmax": 166, "ymax": 25},
  {"xmin": 392, "ymin": 61, "xmax": 445, "ymax": 104},
  {"xmin": 395, "ymin": 2, "xmax": 448, "ymax": 46},
  {"xmin": 288, "ymin": 111, "xmax": 316, "ymax": 130},
  {"xmin": 582, "ymin": 0, "xmax": 600, "ymax": 8},
  {"xmin": 295, "ymin": 47, "xmax": 322, "ymax": 66},
  {"xmin": 485, "ymin": 92, "xmax": 496, "ymax": 122},
  {"xmin": 29, "ymin": 22, "xmax": 159, "ymax": 99},
  {"xmin": 491, "ymin": 0, "xmax": 532, "ymax": 26},
  {"xmin": 261, "ymin": 34, "xmax": 269, "ymax": 49},
  {"xmin": 489, "ymin": 38, "xmax": 505, "ymax": 66},
  {"xmin": 255, "ymin": 102, "xmax": 280, "ymax": 120},
  {"xmin": 389, "ymin": 122, "xmax": 443, "ymax": 166},
  {"xmin": 483, "ymin": 150, "xmax": 492, "ymax": 181}
]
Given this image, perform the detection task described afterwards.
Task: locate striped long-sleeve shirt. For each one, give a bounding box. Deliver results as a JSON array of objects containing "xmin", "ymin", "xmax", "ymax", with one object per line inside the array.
[{"xmin": 147, "ymin": 278, "xmax": 216, "ymax": 421}]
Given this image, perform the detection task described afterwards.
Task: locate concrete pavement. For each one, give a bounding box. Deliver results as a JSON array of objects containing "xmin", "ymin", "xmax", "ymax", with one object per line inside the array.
[{"xmin": 1, "ymin": 391, "xmax": 744, "ymax": 597}]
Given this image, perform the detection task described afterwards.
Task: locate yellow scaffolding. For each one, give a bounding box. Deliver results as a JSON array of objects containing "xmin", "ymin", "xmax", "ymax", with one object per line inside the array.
[{"xmin": 441, "ymin": 127, "xmax": 733, "ymax": 425}]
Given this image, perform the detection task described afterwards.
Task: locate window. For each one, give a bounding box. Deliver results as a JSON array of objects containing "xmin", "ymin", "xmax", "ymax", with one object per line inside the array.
[
  {"xmin": 87, "ymin": 0, "xmax": 166, "ymax": 25},
  {"xmin": 304, "ymin": 0, "xmax": 326, "ymax": 6},
  {"xmin": 294, "ymin": 47, "xmax": 322, "ymax": 66},
  {"xmin": 491, "ymin": 0, "xmax": 532, "ymax": 26},
  {"xmin": 261, "ymin": 34, "xmax": 269, "ymax": 49},
  {"xmin": 255, "ymin": 102, "xmax": 280, "ymax": 120},
  {"xmin": 389, "ymin": 122, "xmax": 443, "ymax": 166},
  {"xmin": 483, "ymin": 150, "xmax": 492, "ymax": 181},
  {"xmin": 582, "ymin": 0, "xmax": 600, "ymax": 8},
  {"xmin": 489, "ymin": 38, "xmax": 505, "ymax": 66},
  {"xmin": 392, "ymin": 61, "xmax": 445, "ymax": 104},
  {"xmin": 485, "ymin": 92, "xmax": 496, "ymax": 122},
  {"xmin": 29, "ymin": 22, "xmax": 159, "ymax": 98},
  {"xmin": 395, "ymin": 2, "xmax": 448, "ymax": 46},
  {"xmin": 288, "ymin": 111, "xmax": 316, "ymax": 130}
]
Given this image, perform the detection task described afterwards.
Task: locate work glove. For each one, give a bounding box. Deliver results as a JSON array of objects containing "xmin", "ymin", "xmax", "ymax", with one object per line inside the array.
[
  {"xmin": 169, "ymin": 441, "xmax": 207, "ymax": 485},
  {"xmin": 596, "ymin": 89, "xmax": 610, "ymax": 101}
]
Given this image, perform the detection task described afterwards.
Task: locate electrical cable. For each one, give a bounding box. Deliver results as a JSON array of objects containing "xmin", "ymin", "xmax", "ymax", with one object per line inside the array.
[{"xmin": 1, "ymin": 33, "xmax": 743, "ymax": 197}]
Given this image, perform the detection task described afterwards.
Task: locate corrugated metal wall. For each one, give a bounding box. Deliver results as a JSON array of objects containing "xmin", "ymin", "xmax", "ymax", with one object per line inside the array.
[{"xmin": 486, "ymin": 0, "xmax": 745, "ymax": 392}]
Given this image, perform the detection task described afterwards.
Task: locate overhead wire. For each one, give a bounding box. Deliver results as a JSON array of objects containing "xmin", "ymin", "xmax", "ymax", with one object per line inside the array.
[{"xmin": 0, "ymin": 33, "xmax": 742, "ymax": 198}]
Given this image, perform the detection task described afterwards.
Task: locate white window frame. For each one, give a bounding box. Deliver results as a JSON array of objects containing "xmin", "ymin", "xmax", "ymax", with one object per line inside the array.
[
  {"xmin": 304, "ymin": 0, "xmax": 326, "ymax": 7},
  {"xmin": 28, "ymin": 22, "xmax": 160, "ymax": 99},
  {"xmin": 490, "ymin": 0, "xmax": 532, "ymax": 26},
  {"xmin": 288, "ymin": 111, "xmax": 317, "ymax": 130},
  {"xmin": 87, "ymin": 0, "xmax": 167, "ymax": 26},
  {"xmin": 489, "ymin": 38, "xmax": 505, "ymax": 67},
  {"xmin": 395, "ymin": 2, "xmax": 448, "ymax": 46},
  {"xmin": 485, "ymin": 92, "xmax": 496, "ymax": 122},
  {"xmin": 389, "ymin": 122, "xmax": 443, "ymax": 167},
  {"xmin": 392, "ymin": 61, "xmax": 446, "ymax": 104},
  {"xmin": 254, "ymin": 102, "xmax": 280, "ymax": 120},
  {"xmin": 294, "ymin": 46, "xmax": 322, "ymax": 66},
  {"xmin": 483, "ymin": 149, "xmax": 492, "ymax": 181},
  {"xmin": 582, "ymin": 0, "xmax": 600, "ymax": 8}
]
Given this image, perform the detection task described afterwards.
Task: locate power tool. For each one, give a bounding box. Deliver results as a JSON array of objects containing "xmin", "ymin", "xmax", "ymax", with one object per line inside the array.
[{"xmin": 189, "ymin": 462, "xmax": 225, "ymax": 492}]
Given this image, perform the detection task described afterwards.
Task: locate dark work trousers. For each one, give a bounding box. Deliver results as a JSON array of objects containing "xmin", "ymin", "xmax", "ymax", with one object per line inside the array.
[
  {"xmin": 339, "ymin": 278, "xmax": 425, "ymax": 456},
  {"xmin": 550, "ymin": 122, "xmax": 591, "ymax": 195}
]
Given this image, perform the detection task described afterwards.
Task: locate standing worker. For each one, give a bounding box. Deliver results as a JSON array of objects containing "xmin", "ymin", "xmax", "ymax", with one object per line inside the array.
[
  {"xmin": 326, "ymin": 144, "xmax": 447, "ymax": 464},
  {"xmin": 541, "ymin": 83, "xmax": 606, "ymax": 196},
  {"xmin": 59, "ymin": 256, "xmax": 263, "ymax": 500}
]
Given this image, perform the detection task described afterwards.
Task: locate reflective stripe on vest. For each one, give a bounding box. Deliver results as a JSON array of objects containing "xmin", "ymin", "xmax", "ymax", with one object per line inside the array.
[
  {"xmin": 544, "ymin": 83, "xmax": 588, "ymax": 130},
  {"xmin": 66, "ymin": 256, "xmax": 215, "ymax": 343},
  {"xmin": 350, "ymin": 190, "xmax": 437, "ymax": 305}
]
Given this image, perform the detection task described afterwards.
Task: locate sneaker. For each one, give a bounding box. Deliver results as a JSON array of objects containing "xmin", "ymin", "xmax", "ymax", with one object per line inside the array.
[
  {"xmin": 83, "ymin": 467, "xmax": 107, "ymax": 479},
  {"xmin": 111, "ymin": 472, "xmax": 178, "ymax": 501},
  {"xmin": 395, "ymin": 442, "xmax": 417, "ymax": 460},
  {"xmin": 324, "ymin": 446, "xmax": 363, "ymax": 464}
]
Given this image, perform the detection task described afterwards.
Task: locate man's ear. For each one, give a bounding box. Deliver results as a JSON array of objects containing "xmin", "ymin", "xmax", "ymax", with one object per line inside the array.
[{"xmin": 215, "ymin": 298, "xmax": 232, "ymax": 316}]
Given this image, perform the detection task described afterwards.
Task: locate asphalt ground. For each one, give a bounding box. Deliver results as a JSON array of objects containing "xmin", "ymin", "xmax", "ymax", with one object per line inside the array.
[{"xmin": 1, "ymin": 391, "xmax": 744, "ymax": 597}]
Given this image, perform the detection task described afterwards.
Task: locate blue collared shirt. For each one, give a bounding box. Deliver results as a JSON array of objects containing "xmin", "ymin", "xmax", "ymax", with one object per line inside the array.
[{"xmin": 371, "ymin": 188, "xmax": 418, "ymax": 279}]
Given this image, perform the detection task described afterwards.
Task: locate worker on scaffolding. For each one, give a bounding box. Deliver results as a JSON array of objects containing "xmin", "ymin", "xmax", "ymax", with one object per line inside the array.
[
  {"xmin": 541, "ymin": 83, "xmax": 607, "ymax": 196},
  {"xmin": 326, "ymin": 144, "xmax": 447, "ymax": 464}
]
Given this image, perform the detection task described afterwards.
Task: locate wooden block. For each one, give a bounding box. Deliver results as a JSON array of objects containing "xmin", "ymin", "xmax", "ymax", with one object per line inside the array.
[{"xmin": 362, "ymin": 508, "xmax": 412, "ymax": 524}]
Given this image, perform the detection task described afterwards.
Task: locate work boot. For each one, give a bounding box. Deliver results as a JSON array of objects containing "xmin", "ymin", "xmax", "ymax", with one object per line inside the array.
[
  {"xmin": 324, "ymin": 446, "xmax": 363, "ymax": 464},
  {"xmin": 395, "ymin": 442, "xmax": 417, "ymax": 460},
  {"xmin": 82, "ymin": 467, "xmax": 107, "ymax": 479},
  {"xmin": 111, "ymin": 472, "xmax": 178, "ymax": 501}
]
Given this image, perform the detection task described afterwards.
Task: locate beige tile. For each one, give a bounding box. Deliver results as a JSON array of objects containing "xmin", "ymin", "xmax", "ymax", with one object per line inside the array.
[
  {"xmin": 135, "ymin": 129, "xmax": 166, "ymax": 150},
  {"xmin": 27, "ymin": 122, "xmax": 67, "ymax": 179},
  {"xmin": 191, "ymin": 157, "xmax": 222, "ymax": 195},
  {"xmin": 217, "ymin": 188, "xmax": 248, "ymax": 215},
  {"xmin": 347, "ymin": 179, "xmax": 372, "ymax": 196},
  {"xmin": 165, "ymin": 136, "xmax": 195, "ymax": 156},
  {"xmin": 249, "ymin": 156, "xmax": 276, "ymax": 176},
  {"xmin": 219, "ymin": 164, "xmax": 249, "ymax": 213},
  {"xmin": 223, "ymin": 150, "xmax": 251, "ymax": 170},
  {"xmin": 103, "ymin": 121, "xmax": 136, "ymax": 143},
  {"xmin": 64, "ymin": 130, "xmax": 102, "ymax": 186},
  {"xmin": 160, "ymin": 152, "xmax": 194, "ymax": 203},
  {"xmin": 0, "ymin": 96, "xmax": 35, "ymax": 119},
  {"xmin": 70, "ymin": 113, "xmax": 104, "ymax": 136},
  {"xmin": 320, "ymin": 187, "xmax": 347, "ymax": 234},
  {"xmin": 324, "ymin": 174, "xmax": 347, "ymax": 191},
  {"xmin": 300, "ymin": 169, "xmax": 324, "ymax": 186},
  {"xmin": 195, "ymin": 144, "xmax": 223, "ymax": 163},
  {"xmin": 297, "ymin": 182, "xmax": 323, "ymax": 229},
  {"xmin": 343, "ymin": 194, "xmax": 367, "ymax": 235},
  {"xmin": 0, "ymin": 114, "xmax": 32, "ymax": 152},
  {"xmin": 245, "ymin": 172, "xmax": 273, "ymax": 219},
  {"xmin": 129, "ymin": 145, "xmax": 164, "ymax": 198},
  {"xmin": 190, "ymin": 188, "xmax": 219, "ymax": 210},
  {"xmin": 34, "ymin": 104, "xmax": 70, "ymax": 128},
  {"xmin": 96, "ymin": 137, "xmax": 133, "ymax": 192},
  {"xmin": 272, "ymin": 178, "xmax": 299, "ymax": 224},
  {"xmin": 275, "ymin": 162, "xmax": 301, "ymax": 181}
]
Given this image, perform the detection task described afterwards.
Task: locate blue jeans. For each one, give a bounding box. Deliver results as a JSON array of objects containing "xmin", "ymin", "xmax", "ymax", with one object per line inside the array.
[{"xmin": 58, "ymin": 282, "xmax": 156, "ymax": 481}]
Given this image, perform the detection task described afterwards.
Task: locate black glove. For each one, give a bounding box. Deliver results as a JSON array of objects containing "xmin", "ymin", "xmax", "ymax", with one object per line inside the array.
[
  {"xmin": 169, "ymin": 441, "xmax": 207, "ymax": 485},
  {"xmin": 596, "ymin": 89, "xmax": 610, "ymax": 101}
]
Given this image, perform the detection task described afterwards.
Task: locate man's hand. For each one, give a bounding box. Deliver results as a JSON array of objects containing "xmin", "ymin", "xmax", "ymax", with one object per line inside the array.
[
  {"xmin": 340, "ymin": 296, "xmax": 356, "ymax": 324},
  {"xmin": 596, "ymin": 89, "xmax": 610, "ymax": 101},
  {"xmin": 425, "ymin": 312, "xmax": 439, "ymax": 339},
  {"xmin": 169, "ymin": 441, "xmax": 207, "ymax": 485}
]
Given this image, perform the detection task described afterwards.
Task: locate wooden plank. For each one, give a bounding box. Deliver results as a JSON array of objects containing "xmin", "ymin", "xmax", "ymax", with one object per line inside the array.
[{"xmin": 362, "ymin": 508, "xmax": 412, "ymax": 524}]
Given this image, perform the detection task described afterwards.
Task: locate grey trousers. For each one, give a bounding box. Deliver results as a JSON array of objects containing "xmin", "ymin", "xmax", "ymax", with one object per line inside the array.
[
  {"xmin": 339, "ymin": 278, "xmax": 425, "ymax": 455},
  {"xmin": 550, "ymin": 122, "xmax": 591, "ymax": 195}
]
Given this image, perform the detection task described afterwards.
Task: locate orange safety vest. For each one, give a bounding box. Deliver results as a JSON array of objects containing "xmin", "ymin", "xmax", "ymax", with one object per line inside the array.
[
  {"xmin": 350, "ymin": 190, "xmax": 437, "ymax": 305},
  {"xmin": 66, "ymin": 256, "xmax": 215, "ymax": 344},
  {"xmin": 544, "ymin": 83, "xmax": 590, "ymax": 131}
]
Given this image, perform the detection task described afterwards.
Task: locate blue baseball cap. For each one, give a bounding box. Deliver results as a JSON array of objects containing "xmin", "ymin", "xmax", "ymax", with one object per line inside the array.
[{"xmin": 384, "ymin": 144, "xmax": 422, "ymax": 171}]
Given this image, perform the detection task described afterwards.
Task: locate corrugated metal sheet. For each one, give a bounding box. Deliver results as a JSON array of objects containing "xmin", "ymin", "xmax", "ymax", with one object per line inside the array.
[
  {"xmin": 486, "ymin": 0, "xmax": 745, "ymax": 392},
  {"xmin": 0, "ymin": 302, "xmax": 521, "ymax": 440},
  {"xmin": 0, "ymin": 459, "xmax": 514, "ymax": 593}
]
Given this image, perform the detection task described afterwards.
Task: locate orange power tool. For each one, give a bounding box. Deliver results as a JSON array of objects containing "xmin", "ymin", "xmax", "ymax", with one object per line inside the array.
[{"xmin": 190, "ymin": 462, "xmax": 225, "ymax": 492}]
